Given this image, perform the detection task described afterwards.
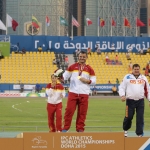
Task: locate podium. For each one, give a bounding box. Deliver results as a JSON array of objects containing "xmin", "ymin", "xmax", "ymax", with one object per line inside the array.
[{"xmin": 0, "ymin": 132, "xmax": 150, "ymax": 150}]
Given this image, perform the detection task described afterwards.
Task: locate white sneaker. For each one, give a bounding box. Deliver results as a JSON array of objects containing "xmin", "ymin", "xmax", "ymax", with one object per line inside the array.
[
  {"xmin": 138, "ymin": 135, "xmax": 142, "ymax": 137},
  {"xmin": 124, "ymin": 131, "xmax": 128, "ymax": 137}
]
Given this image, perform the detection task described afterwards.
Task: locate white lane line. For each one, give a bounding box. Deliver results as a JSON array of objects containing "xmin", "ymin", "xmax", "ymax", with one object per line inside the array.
[
  {"xmin": 11, "ymin": 101, "xmax": 43, "ymax": 116},
  {"xmin": 12, "ymin": 103, "xmax": 22, "ymax": 112}
]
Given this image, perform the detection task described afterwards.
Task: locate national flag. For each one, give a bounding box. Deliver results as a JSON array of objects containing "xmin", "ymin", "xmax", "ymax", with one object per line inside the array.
[
  {"xmin": 111, "ymin": 18, "xmax": 116, "ymax": 26},
  {"xmin": 46, "ymin": 16, "xmax": 50, "ymax": 26},
  {"xmin": 32, "ymin": 15, "xmax": 39, "ymax": 28},
  {"xmin": 136, "ymin": 18, "xmax": 145, "ymax": 27},
  {"xmin": 72, "ymin": 16, "xmax": 80, "ymax": 27},
  {"xmin": 60, "ymin": 16, "xmax": 68, "ymax": 26},
  {"xmin": 0, "ymin": 20, "xmax": 6, "ymax": 30},
  {"xmin": 124, "ymin": 18, "xmax": 130, "ymax": 27},
  {"xmin": 6, "ymin": 14, "xmax": 18, "ymax": 31},
  {"xmin": 99, "ymin": 18, "xmax": 105, "ymax": 27},
  {"xmin": 85, "ymin": 17, "xmax": 92, "ymax": 26}
]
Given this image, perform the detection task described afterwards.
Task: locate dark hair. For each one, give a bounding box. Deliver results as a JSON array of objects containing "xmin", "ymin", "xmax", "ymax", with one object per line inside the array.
[
  {"xmin": 132, "ymin": 64, "xmax": 140, "ymax": 69},
  {"xmin": 78, "ymin": 50, "xmax": 87, "ymax": 56}
]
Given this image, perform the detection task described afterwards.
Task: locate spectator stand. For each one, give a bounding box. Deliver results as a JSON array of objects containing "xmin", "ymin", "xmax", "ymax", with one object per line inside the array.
[
  {"xmin": 105, "ymin": 53, "xmax": 122, "ymax": 65},
  {"xmin": 55, "ymin": 52, "xmax": 68, "ymax": 70},
  {"xmin": 73, "ymin": 52, "xmax": 78, "ymax": 63}
]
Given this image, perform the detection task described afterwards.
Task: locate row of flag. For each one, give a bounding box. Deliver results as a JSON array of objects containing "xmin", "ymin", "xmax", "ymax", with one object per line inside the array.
[
  {"xmin": 59, "ymin": 16, "xmax": 92, "ymax": 27},
  {"xmin": 49, "ymin": 16, "xmax": 146, "ymax": 28},
  {"xmin": 0, "ymin": 14, "xmax": 19, "ymax": 31},
  {"xmin": 88, "ymin": 17, "xmax": 145, "ymax": 27},
  {"xmin": 47, "ymin": 16, "xmax": 146, "ymax": 28},
  {"xmin": 21, "ymin": 15, "xmax": 80, "ymax": 28},
  {"xmin": 0, "ymin": 14, "xmax": 41, "ymax": 32},
  {"xmin": 0, "ymin": 15, "xmax": 90, "ymax": 32},
  {"xmin": 0, "ymin": 14, "xmax": 43, "ymax": 32},
  {"xmin": 0, "ymin": 15, "xmax": 147, "ymax": 33},
  {"xmin": 59, "ymin": 16, "xmax": 81, "ymax": 27}
]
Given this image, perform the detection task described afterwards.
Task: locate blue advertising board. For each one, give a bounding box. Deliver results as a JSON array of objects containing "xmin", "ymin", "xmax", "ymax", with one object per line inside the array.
[
  {"xmin": 8, "ymin": 35, "xmax": 150, "ymax": 54},
  {"xmin": 0, "ymin": 84, "xmax": 115, "ymax": 92},
  {"xmin": 0, "ymin": 84, "xmax": 149, "ymax": 93}
]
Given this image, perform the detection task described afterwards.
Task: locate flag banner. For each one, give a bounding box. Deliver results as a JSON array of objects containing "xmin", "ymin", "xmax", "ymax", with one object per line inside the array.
[
  {"xmin": 99, "ymin": 18, "xmax": 105, "ymax": 27},
  {"xmin": 124, "ymin": 18, "xmax": 130, "ymax": 27},
  {"xmin": 46, "ymin": 16, "xmax": 50, "ymax": 26},
  {"xmin": 85, "ymin": 17, "xmax": 92, "ymax": 26},
  {"xmin": 7, "ymin": 14, "xmax": 18, "ymax": 31},
  {"xmin": 136, "ymin": 18, "xmax": 145, "ymax": 27},
  {"xmin": 60, "ymin": 16, "xmax": 68, "ymax": 26},
  {"xmin": 9, "ymin": 35, "xmax": 150, "ymax": 54},
  {"xmin": 72, "ymin": 16, "xmax": 80, "ymax": 27},
  {"xmin": 32, "ymin": 16, "xmax": 39, "ymax": 28},
  {"xmin": 111, "ymin": 18, "xmax": 116, "ymax": 26}
]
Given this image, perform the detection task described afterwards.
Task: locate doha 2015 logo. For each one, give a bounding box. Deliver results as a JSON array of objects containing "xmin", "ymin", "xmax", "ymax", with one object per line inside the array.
[{"xmin": 31, "ymin": 136, "xmax": 47, "ymax": 148}]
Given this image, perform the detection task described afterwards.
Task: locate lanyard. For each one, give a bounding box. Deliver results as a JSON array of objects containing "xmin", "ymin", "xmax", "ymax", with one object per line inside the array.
[{"xmin": 78, "ymin": 64, "xmax": 85, "ymax": 76}]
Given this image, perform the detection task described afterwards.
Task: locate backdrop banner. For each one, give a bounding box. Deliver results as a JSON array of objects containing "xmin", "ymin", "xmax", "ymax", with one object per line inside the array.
[{"xmin": 8, "ymin": 35, "xmax": 150, "ymax": 54}]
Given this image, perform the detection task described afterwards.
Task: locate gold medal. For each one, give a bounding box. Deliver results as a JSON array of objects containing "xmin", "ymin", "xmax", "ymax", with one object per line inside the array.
[{"xmin": 77, "ymin": 76, "xmax": 81, "ymax": 79}]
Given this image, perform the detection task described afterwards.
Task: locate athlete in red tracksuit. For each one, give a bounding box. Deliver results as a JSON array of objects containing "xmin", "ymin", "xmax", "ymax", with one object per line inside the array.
[
  {"xmin": 46, "ymin": 74, "xmax": 65, "ymax": 132},
  {"xmin": 62, "ymin": 51, "xmax": 96, "ymax": 132}
]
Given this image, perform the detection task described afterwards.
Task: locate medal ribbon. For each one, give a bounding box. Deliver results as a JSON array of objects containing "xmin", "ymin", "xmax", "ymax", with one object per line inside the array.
[{"xmin": 78, "ymin": 64, "xmax": 85, "ymax": 76}]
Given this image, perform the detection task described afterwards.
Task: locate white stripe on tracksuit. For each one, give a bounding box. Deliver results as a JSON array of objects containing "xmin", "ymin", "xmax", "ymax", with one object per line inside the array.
[{"xmin": 119, "ymin": 74, "xmax": 150, "ymax": 101}]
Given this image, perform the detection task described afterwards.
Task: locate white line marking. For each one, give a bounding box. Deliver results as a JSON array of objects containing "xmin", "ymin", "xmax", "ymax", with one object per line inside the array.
[{"xmin": 11, "ymin": 101, "xmax": 43, "ymax": 116}]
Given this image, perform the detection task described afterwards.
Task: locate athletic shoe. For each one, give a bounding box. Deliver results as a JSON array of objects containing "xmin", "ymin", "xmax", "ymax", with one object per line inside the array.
[
  {"xmin": 77, "ymin": 130, "xmax": 83, "ymax": 132},
  {"xmin": 62, "ymin": 130, "xmax": 68, "ymax": 132},
  {"xmin": 137, "ymin": 133, "xmax": 144, "ymax": 137},
  {"xmin": 124, "ymin": 131, "xmax": 128, "ymax": 137}
]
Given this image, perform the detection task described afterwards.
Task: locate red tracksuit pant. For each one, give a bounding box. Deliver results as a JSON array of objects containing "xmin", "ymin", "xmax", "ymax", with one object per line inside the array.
[
  {"xmin": 47, "ymin": 102, "xmax": 62, "ymax": 132},
  {"xmin": 63, "ymin": 92, "xmax": 89, "ymax": 132}
]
